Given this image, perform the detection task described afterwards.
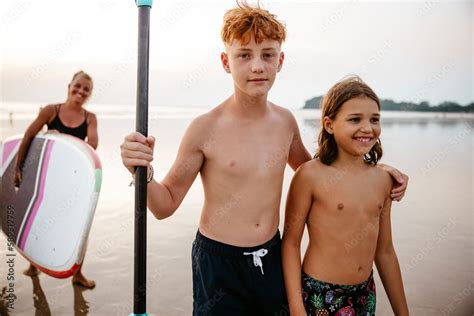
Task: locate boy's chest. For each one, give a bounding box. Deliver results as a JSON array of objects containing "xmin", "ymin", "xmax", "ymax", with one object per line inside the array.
[{"xmin": 202, "ymin": 124, "xmax": 292, "ymax": 176}]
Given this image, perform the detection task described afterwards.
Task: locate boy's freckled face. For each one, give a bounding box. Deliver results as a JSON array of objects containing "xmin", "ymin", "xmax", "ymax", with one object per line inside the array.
[{"xmin": 221, "ymin": 37, "xmax": 284, "ymax": 98}]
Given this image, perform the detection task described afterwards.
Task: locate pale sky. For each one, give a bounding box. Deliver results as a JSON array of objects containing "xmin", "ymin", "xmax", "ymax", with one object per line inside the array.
[{"xmin": 1, "ymin": 0, "xmax": 472, "ymax": 109}]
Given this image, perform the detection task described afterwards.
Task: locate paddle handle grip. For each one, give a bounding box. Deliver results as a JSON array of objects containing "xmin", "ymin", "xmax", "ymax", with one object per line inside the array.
[{"xmin": 136, "ymin": 0, "xmax": 152, "ymax": 7}]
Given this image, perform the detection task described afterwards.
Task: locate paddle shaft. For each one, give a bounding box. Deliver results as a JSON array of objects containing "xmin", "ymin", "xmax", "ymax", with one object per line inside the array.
[{"xmin": 134, "ymin": 4, "xmax": 151, "ymax": 315}]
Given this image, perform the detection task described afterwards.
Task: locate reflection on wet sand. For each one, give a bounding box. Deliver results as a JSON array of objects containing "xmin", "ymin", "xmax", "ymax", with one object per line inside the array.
[
  {"xmin": 29, "ymin": 275, "xmax": 90, "ymax": 316},
  {"xmin": 0, "ymin": 287, "xmax": 11, "ymax": 316},
  {"xmin": 73, "ymin": 284, "xmax": 90, "ymax": 316},
  {"xmin": 31, "ymin": 275, "xmax": 51, "ymax": 316}
]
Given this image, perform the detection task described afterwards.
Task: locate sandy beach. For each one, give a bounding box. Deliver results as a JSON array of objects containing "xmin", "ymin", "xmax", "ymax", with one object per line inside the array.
[{"xmin": 1, "ymin": 107, "xmax": 473, "ymax": 315}]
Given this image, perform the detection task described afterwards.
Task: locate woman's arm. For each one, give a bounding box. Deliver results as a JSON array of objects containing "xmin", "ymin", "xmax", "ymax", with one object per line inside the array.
[
  {"xmin": 86, "ymin": 112, "xmax": 98, "ymax": 149},
  {"xmin": 375, "ymin": 196, "xmax": 409, "ymax": 315},
  {"xmin": 282, "ymin": 164, "xmax": 313, "ymax": 316},
  {"xmin": 14, "ymin": 105, "xmax": 55, "ymax": 186}
]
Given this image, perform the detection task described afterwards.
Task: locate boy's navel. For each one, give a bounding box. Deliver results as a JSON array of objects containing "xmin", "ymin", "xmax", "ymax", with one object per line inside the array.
[
  {"xmin": 229, "ymin": 160, "xmax": 236, "ymax": 167},
  {"xmin": 337, "ymin": 203, "xmax": 344, "ymax": 210}
]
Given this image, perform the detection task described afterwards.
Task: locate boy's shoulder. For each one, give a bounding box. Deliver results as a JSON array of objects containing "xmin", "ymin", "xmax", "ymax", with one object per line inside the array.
[
  {"xmin": 269, "ymin": 102, "xmax": 290, "ymax": 114},
  {"xmin": 269, "ymin": 102, "xmax": 296, "ymax": 121},
  {"xmin": 194, "ymin": 100, "xmax": 231, "ymax": 123},
  {"xmin": 185, "ymin": 102, "xmax": 233, "ymax": 139},
  {"xmin": 180, "ymin": 110, "xmax": 221, "ymax": 148},
  {"xmin": 188, "ymin": 105, "xmax": 223, "ymax": 129},
  {"xmin": 267, "ymin": 103, "xmax": 300, "ymax": 135}
]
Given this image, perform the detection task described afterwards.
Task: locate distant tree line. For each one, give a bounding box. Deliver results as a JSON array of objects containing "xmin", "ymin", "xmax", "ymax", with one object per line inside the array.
[{"xmin": 303, "ymin": 96, "xmax": 474, "ymax": 112}]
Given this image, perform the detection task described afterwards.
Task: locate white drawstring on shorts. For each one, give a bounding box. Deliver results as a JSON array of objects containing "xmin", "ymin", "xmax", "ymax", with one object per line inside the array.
[{"xmin": 243, "ymin": 248, "xmax": 268, "ymax": 275}]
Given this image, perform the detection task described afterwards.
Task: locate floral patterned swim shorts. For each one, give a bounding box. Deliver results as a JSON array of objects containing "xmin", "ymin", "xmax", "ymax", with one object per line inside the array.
[{"xmin": 301, "ymin": 270, "xmax": 376, "ymax": 316}]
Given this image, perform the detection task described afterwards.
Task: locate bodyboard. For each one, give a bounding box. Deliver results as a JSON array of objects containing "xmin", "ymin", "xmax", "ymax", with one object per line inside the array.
[{"xmin": 0, "ymin": 133, "xmax": 101, "ymax": 278}]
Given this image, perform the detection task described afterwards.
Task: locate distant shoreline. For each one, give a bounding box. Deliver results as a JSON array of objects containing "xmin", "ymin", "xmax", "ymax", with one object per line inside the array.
[{"xmin": 303, "ymin": 96, "xmax": 474, "ymax": 113}]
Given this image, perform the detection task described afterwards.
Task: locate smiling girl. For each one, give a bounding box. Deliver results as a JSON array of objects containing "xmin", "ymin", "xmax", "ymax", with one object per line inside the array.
[{"xmin": 282, "ymin": 76, "xmax": 409, "ymax": 315}]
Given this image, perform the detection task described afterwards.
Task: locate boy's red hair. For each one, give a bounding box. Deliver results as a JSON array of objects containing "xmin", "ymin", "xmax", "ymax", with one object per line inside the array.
[{"xmin": 221, "ymin": 0, "xmax": 286, "ymax": 45}]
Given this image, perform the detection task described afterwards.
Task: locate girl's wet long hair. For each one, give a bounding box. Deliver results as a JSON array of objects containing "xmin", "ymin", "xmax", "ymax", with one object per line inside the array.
[{"xmin": 316, "ymin": 76, "xmax": 383, "ymax": 165}]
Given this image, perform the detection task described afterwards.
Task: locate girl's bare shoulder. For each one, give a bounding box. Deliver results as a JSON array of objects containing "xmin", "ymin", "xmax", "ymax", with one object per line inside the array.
[
  {"xmin": 372, "ymin": 164, "xmax": 393, "ymax": 193},
  {"xmin": 294, "ymin": 158, "xmax": 329, "ymax": 183}
]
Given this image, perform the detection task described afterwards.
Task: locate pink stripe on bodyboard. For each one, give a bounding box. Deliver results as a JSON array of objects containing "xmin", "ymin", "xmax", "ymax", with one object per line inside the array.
[
  {"xmin": 19, "ymin": 140, "xmax": 55, "ymax": 250},
  {"xmin": 2, "ymin": 139, "xmax": 21, "ymax": 166}
]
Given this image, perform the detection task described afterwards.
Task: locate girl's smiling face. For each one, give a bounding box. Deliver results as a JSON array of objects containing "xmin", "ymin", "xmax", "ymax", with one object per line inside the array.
[{"xmin": 324, "ymin": 95, "xmax": 381, "ymax": 157}]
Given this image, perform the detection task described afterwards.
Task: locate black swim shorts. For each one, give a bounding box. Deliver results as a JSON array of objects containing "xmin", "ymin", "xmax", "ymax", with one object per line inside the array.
[{"xmin": 191, "ymin": 230, "xmax": 288, "ymax": 316}]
